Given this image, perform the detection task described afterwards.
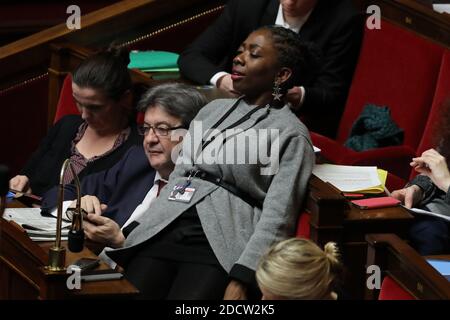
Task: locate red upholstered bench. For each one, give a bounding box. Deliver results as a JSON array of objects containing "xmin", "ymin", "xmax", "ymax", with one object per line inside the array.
[
  {"xmin": 53, "ymin": 73, "xmax": 145, "ymax": 125},
  {"xmin": 311, "ymin": 18, "xmax": 445, "ymax": 181},
  {"xmin": 381, "ymin": 50, "xmax": 450, "ymax": 190},
  {"xmin": 378, "ymin": 276, "xmax": 415, "ymax": 300}
]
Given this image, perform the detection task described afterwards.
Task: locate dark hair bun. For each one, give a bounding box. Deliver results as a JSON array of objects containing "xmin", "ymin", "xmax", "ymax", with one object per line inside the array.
[{"xmin": 105, "ymin": 43, "xmax": 130, "ymax": 67}]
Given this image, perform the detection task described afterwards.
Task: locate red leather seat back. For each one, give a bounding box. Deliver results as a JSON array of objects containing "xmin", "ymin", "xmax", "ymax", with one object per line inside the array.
[
  {"xmin": 337, "ymin": 19, "xmax": 444, "ymax": 150},
  {"xmin": 411, "ymin": 50, "xmax": 450, "ymax": 179},
  {"xmin": 53, "ymin": 74, "xmax": 145, "ymax": 125},
  {"xmin": 378, "ymin": 276, "xmax": 415, "ymax": 300},
  {"xmin": 296, "ymin": 211, "xmax": 311, "ymax": 239},
  {"xmin": 53, "ymin": 74, "xmax": 79, "ymax": 123}
]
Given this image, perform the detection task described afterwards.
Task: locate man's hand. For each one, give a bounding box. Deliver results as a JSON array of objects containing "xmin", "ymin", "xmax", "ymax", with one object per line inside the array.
[
  {"xmin": 83, "ymin": 214, "xmax": 125, "ymax": 248},
  {"xmin": 70, "ymin": 195, "xmax": 107, "ymax": 216},
  {"xmin": 9, "ymin": 175, "xmax": 31, "ymax": 193},
  {"xmin": 217, "ymin": 74, "xmax": 240, "ymax": 96},
  {"xmin": 223, "ymin": 280, "xmax": 247, "ymax": 300},
  {"xmin": 391, "ymin": 185, "xmax": 423, "ymax": 208},
  {"xmin": 286, "ymin": 86, "xmax": 303, "ymax": 111},
  {"xmin": 411, "ymin": 148, "xmax": 450, "ymax": 192}
]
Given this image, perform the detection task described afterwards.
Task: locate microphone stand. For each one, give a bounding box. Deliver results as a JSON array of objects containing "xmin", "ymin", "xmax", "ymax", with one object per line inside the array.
[{"xmin": 46, "ymin": 159, "xmax": 84, "ymax": 272}]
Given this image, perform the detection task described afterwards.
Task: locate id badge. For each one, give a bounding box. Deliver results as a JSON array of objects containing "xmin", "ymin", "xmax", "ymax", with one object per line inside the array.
[{"xmin": 168, "ymin": 185, "xmax": 196, "ymax": 203}]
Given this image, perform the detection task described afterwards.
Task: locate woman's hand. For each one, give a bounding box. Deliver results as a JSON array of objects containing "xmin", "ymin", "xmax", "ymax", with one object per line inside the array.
[
  {"xmin": 411, "ymin": 148, "xmax": 450, "ymax": 192},
  {"xmin": 223, "ymin": 280, "xmax": 247, "ymax": 300},
  {"xmin": 83, "ymin": 214, "xmax": 125, "ymax": 248},
  {"xmin": 217, "ymin": 74, "xmax": 241, "ymax": 96},
  {"xmin": 391, "ymin": 185, "xmax": 423, "ymax": 208},
  {"xmin": 9, "ymin": 175, "xmax": 31, "ymax": 193},
  {"xmin": 286, "ymin": 86, "xmax": 303, "ymax": 111}
]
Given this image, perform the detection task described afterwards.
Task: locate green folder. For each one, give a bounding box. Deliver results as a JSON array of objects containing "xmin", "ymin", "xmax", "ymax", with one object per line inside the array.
[{"xmin": 128, "ymin": 50, "xmax": 179, "ymax": 71}]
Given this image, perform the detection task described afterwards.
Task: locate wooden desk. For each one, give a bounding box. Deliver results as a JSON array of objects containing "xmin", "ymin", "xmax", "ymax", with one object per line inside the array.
[
  {"xmin": 366, "ymin": 233, "xmax": 450, "ymax": 299},
  {"xmin": 306, "ymin": 175, "xmax": 414, "ymax": 299},
  {"xmin": 0, "ymin": 200, "xmax": 138, "ymax": 299}
]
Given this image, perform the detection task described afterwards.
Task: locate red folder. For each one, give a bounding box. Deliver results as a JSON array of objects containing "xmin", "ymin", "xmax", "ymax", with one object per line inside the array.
[{"xmin": 351, "ymin": 196, "xmax": 401, "ymax": 209}]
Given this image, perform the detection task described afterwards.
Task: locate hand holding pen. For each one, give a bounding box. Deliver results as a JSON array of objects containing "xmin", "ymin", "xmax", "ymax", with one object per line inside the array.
[{"xmin": 411, "ymin": 148, "xmax": 450, "ymax": 192}]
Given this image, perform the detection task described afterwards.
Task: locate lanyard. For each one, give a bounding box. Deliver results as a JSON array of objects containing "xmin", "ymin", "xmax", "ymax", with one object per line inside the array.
[
  {"xmin": 180, "ymin": 98, "xmax": 272, "ymax": 195},
  {"xmin": 200, "ymin": 98, "xmax": 270, "ymax": 152}
]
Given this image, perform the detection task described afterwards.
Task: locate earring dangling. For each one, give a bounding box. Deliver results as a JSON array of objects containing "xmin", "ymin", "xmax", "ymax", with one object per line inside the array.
[{"xmin": 271, "ymin": 79, "xmax": 284, "ymax": 108}]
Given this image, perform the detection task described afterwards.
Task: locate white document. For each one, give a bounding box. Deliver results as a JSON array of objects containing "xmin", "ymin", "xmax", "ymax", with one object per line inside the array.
[
  {"xmin": 433, "ymin": 4, "xmax": 450, "ymax": 14},
  {"xmin": 404, "ymin": 206, "xmax": 450, "ymax": 222},
  {"xmin": 313, "ymin": 164, "xmax": 381, "ymax": 192},
  {"xmin": 3, "ymin": 208, "xmax": 70, "ymax": 241}
]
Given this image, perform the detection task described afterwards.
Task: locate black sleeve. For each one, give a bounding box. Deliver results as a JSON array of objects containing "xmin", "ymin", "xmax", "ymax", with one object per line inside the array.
[
  {"xmin": 408, "ymin": 174, "xmax": 437, "ymax": 204},
  {"xmin": 229, "ymin": 263, "xmax": 259, "ymax": 295},
  {"xmin": 21, "ymin": 118, "xmax": 68, "ymax": 177},
  {"xmin": 300, "ymin": 13, "xmax": 364, "ymax": 134},
  {"xmin": 178, "ymin": 0, "xmax": 238, "ymax": 84}
]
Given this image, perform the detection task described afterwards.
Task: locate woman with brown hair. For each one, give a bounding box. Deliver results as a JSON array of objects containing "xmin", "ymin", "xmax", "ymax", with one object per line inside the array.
[{"xmin": 9, "ymin": 45, "xmax": 142, "ymax": 196}]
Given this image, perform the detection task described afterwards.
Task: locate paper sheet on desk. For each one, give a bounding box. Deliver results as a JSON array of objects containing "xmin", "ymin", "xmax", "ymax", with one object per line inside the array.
[
  {"xmin": 313, "ymin": 164, "xmax": 385, "ymax": 193},
  {"xmin": 3, "ymin": 208, "xmax": 70, "ymax": 241},
  {"xmin": 403, "ymin": 206, "xmax": 450, "ymax": 222}
]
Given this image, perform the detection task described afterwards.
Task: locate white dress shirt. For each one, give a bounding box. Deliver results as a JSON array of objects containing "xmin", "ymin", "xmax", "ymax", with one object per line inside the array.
[{"xmin": 121, "ymin": 171, "xmax": 166, "ymax": 229}]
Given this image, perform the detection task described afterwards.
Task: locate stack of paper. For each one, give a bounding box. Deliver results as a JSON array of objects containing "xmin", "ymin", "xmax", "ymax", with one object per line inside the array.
[
  {"xmin": 313, "ymin": 164, "xmax": 387, "ymax": 194},
  {"xmin": 3, "ymin": 208, "xmax": 70, "ymax": 241},
  {"xmin": 405, "ymin": 207, "xmax": 450, "ymax": 223}
]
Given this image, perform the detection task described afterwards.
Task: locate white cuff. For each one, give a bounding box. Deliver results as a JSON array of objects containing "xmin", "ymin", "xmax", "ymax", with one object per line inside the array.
[
  {"xmin": 49, "ymin": 201, "xmax": 73, "ymax": 219},
  {"xmin": 210, "ymin": 71, "xmax": 229, "ymax": 87},
  {"xmin": 99, "ymin": 248, "xmax": 118, "ymax": 269},
  {"xmin": 299, "ymin": 86, "xmax": 306, "ymax": 106}
]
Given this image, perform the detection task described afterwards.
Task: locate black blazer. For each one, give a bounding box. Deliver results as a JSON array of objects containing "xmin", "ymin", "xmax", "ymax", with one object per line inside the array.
[
  {"xmin": 178, "ymin": 0, "xmax": 364, "ymax": 137},
  {"xmin": 21, "ymin": 115, "xmax": 142, "ymax": 196}
]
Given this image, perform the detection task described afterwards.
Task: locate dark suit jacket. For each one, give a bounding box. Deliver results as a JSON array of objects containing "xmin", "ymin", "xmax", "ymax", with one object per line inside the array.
[
  {"xmin": 41, "ymin": 146, "xmax": 155, "ymax": 227},
  {"xmin": 178, "ymin": 0, "xmax": 363, "ymax": 137},
  {"xmin": 21, "ymin": 115, "xmax": 142, "ymax": 196}
]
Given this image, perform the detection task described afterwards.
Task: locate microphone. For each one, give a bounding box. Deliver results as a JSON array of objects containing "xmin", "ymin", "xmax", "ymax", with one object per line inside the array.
[
  {"xmin": 67, "ymin": 208, "xmax": 85, "ymax": 253},
  {"xmin": 0, "ymin": 165, "xmax": 10, "ymax": 217}
]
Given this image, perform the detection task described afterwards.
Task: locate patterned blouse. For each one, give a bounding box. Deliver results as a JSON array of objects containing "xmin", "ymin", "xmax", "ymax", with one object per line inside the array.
[{"xmin": 63, "ymin": 121, "xmax": 130, "ymax": 184}]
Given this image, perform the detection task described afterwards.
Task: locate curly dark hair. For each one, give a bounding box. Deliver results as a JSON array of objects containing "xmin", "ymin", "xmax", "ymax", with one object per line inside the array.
[
  {"xmin": 433, "ymin": 98, "xmax": 450, "ymax": 162},
  {"xmin": 259, "ymin": 25, "xmax": 320, "ymax": 91}
]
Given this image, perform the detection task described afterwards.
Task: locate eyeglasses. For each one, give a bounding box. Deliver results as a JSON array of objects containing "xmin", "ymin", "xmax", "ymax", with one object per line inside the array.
[{"xmin": 137, "ymin": 124, "xmax": 185, "ymax": 137}]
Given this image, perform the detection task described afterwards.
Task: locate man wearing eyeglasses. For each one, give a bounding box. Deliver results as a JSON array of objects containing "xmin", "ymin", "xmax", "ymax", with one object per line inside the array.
[{"xmin": 41, "ymin": 83, "xmax": 207, "ymax": 249}]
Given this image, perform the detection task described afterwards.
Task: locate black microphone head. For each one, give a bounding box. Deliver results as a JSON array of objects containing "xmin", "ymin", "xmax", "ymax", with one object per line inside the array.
[
  {"xmin": 0, "ymin": 165, "xmax": 10, "ymax": 196},
  {"xmin": 68, "ymin": 229, "xmax": 85, "ymax": 252}
]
